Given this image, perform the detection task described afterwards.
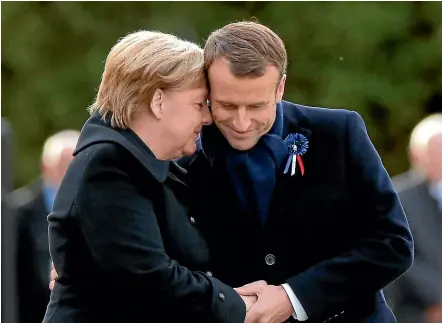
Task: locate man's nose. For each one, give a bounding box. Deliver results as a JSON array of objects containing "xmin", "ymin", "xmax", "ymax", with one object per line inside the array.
[{"xmin": 232, "ymin": 107, "xmax": 251, "ymax": 131}]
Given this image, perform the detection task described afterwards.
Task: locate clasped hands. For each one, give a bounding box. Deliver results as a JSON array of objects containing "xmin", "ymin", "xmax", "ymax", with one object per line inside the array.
[{"xmin": 236, "ymin": 280, "xmax": 294, "ymax": 323}]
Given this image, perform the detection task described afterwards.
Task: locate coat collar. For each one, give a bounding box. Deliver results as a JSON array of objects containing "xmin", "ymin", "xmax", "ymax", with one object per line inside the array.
[
  {"xmin": 74, "ymin": 113, "xmax": 170, "ymax": 183},
  {"xmin": 281, "ymin": 100, "xmax": 312, "ymax": 143}
]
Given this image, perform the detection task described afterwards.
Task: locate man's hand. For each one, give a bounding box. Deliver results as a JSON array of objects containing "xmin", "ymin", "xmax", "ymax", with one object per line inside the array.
[
  {"xmin": 49, "ymin": 263, "xmax": 58, "ymax": 291},
  {"xmin": 241, "ymin": 295, "xmax": 258, "ymax": 312},
  {"xmin": 236, "ymin": 281, "xmax": 267, "ymax": 312},
  {"xmin": 236, "ymin": 283, "xmax": 294, "ymax": 323}
]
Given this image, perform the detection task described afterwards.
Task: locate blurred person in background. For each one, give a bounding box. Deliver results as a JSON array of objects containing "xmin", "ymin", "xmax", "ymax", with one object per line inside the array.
[
  {"xmin": 387, "ymin": 113, "xmax": 442, "ymax": 323},
  {"xmin": 2, "ymin": 118, "xmax": 18, "ymax": 323},
  {"xmin": 43, "ymin": 30, "xmax": 253, "ymax": 323},
  {"xmin": 8, "ymin": 129, "xmax": 79, "ymax": 323},
  {"xmin": 2, "ymin": 117, "xmax": 14, "ymax": 193}
]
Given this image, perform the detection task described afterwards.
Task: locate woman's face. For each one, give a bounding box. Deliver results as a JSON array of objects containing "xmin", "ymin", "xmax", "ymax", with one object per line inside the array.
[{"xmin": 161, "ymin": 86, "xmax": 212, "ymax": 158}]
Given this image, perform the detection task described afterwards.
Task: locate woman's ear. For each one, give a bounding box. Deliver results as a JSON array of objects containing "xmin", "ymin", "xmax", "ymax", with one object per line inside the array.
[{"xmin": 150, "ymin": 89, "xmax": 164, "ymax": 120}]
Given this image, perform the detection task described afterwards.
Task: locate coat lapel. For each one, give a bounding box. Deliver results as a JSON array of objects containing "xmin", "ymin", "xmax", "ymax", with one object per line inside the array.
[{"xmin": 266, "ymin": 102, "xmax": 313, "ymax": 227}]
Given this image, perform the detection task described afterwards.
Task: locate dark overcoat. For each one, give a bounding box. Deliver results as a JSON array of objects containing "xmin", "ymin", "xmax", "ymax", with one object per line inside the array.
[
  {"xmin": 184, "ymin": 101, "xmax": 414, "ymax": 323},
  {"xmin": 43, "ymin": 114, "xmax": 246, "ymax": 323}
]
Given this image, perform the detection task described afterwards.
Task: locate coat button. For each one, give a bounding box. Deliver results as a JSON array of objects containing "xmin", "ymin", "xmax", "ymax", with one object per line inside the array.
[
  {"xmin": 190, "ymin": 217, "xmax": 196, "ymax": 224},
  {"xmin": 265, "ymin": 254, "xmax": 276, "ymax": 266},
  {"xmin": 206, "ymin": 271, "xmax": 213, "ymax": 277},
  {"xmin": 218, "ymin": 292, "xmax": 225, "ymax": 301}
]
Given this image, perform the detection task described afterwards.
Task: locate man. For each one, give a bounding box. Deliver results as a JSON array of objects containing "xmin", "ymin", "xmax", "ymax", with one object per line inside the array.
[
  {"xmin": 50, "ymin": 22, "xmax": 413, "ymax": 323},
  {"xmin": 184, "ymin": 22, "xmax": 413, "ymax": 323},
  {"xmin": 2, "ymin": 118, "xmax": 18, "ymax": 323},
  {"xmin": 386, "ymin": 113, "xmax": 442, "ymax": 323},
  {"xmin": 9, "ymin": 130, "xmax": 79, "ymax": 323}
]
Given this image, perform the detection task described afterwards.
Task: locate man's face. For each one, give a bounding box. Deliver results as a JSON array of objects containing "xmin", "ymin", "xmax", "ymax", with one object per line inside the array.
[
  {"xmin": 426, "ymin": 133, "xmax": 442, "ymax": 182},
  {"xmin": 43, "ymin": 148, "xmax": 75, "ymax": 188},
  {"xmin": 207, "ymin": 58, "xmax": 285, "ymax": 151}
]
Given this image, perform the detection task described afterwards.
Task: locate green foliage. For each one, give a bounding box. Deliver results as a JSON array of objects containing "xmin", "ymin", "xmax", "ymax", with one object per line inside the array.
[{"xmin": 2, "ymin": 1, "xmax": 442, "ymax": 187}]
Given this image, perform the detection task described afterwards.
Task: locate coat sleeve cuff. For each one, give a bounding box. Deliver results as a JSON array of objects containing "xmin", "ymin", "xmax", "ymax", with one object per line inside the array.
[
  {"xmin": 208, "ymin": 276, "xmax": 246, "ymax": 323},
  {"xmin": 282, "ymin": 283, "xmax": 309, "ymax": 321}
]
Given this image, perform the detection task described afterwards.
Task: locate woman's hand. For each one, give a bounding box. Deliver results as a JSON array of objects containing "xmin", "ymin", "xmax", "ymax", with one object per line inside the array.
[{"xmin": 49, "ymin": 262, "xmax": 58, "ymax": 291}]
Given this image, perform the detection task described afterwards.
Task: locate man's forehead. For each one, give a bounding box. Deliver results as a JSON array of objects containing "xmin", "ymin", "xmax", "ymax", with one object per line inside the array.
[
  {"xmin": 428, "ymin": 132, "xmax": 442, "ymax": 146},
  {"xmin": 209, "ymin": 74, "xmax": 279, "ymax": 92},
  {"xmin": 211, "ymin": 97, "xmax": 270, "ymax": 106}
]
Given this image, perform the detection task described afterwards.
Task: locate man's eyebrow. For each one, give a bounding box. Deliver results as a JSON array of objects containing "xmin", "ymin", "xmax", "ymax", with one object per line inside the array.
[
  {"xmin": 248, "ymin": 101, "xmax": 270, "ymax": 106},
  {"xmin": 214, "ymin": 100, "xmax": 236, "ymax": 106}
]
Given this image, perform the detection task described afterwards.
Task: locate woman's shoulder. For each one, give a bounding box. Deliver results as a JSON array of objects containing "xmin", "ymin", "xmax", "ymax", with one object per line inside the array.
[
  {"xmin": 76, "ymin": 141, "xmax": 127, "ymax": 164},
  {"xmin": 73, "ymin": 142, "xmax": 139, "ymax": 181},
  {"xmin": 72, "ymin": 142, "xmax": 155, "ymax": 203}
]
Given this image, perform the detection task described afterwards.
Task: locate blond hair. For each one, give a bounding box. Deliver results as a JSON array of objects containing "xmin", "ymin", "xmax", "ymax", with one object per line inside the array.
[
  {"xmin": 89, "ymin": 30, "xmax": 207, "ymax": 128},
  {"xmin": 410, "ymin": 113, "xmax": 442, "ymax": 151},
  {"xmin": 204, "ymin": 21, "xmax": 287, "ymax": 78}
]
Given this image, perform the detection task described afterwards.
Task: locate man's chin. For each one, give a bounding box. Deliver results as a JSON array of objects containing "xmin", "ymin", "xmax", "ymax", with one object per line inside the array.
[{"xmin": 227, "ymin": 138, "xmax": 257, "ymax": 151}]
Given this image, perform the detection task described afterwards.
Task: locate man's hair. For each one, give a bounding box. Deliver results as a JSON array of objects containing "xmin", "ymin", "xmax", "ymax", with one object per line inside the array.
[
  {"xmin": 42, "ymin": 130, "xmax": 80, "ymax": 167},
  {"xmin": 410, "ymin": 113, "xmax": 442, "ymax": 151},
  {"xmin": 204, "ymin": 21, "xmax": 287, "ymax": 78},
  {"xmin": 89, "ymin": 30, "xmax": 206, "ymax": 128}
]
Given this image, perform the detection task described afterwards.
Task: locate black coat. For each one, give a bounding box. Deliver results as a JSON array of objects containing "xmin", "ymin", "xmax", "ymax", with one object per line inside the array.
[
  {"xmin": 9, "ymin": 180, "xmax": 51, "ymax": 323},
  {"xmin": 385, "ymin": 171, "xmax": 442, "ymax": 323},
  {"xmin": 43, "ymin": 115, "xmax": 246, "ymax": 323},
  {"xmin": 184, "ymin": 101, "xmax": 414, "ymax": 323},
  {"xmin": 2, "ymin": 194, "xmax": 19, "ymax": 323}
]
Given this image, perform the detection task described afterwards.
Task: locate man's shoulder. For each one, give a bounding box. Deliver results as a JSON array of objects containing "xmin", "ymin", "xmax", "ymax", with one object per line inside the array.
[
  {"xmin": 392, "ymin": 170, "xmax": 427, "ymax": 197},
  {"xmin": 6, "ymin": 181, "xmax": 45, "ymax": 227},
  {"xmin": 8, "ymin": 180, "xmax": 42, "ymax": 210},
  {"xmin": 281, "ymin": 100, "xmax": 358, "ymax": 131}
]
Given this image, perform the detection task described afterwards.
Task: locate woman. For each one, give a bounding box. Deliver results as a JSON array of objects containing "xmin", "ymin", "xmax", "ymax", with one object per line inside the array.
[{"xmin": 43, "ymin": 30, "xmax": 249, "ymax": 323}]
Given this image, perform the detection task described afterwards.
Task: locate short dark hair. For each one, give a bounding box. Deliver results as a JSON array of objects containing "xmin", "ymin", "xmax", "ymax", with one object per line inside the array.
[{"xmin": 204, "ymin": 21, "xmax": 287, "ymax": 77}]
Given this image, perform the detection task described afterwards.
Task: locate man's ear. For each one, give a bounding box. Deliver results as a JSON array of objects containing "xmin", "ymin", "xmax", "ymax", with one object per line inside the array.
[
  {"xmin": 276, "ymin": 73, "xmax": 286, "ymax": 103},
  {"xmin": 150, "ymin": 89, "xmax": 164, "ymax": 120}
]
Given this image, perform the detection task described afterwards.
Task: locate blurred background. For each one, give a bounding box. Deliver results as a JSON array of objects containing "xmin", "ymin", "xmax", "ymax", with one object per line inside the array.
[{"xmin": 1, "ymin": 2, "xmax": 442, "ymax": 323}]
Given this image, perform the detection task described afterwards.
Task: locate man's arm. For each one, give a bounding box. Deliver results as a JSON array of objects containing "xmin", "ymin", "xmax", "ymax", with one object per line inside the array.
[
  {"xmin": 285, "ymin": 111, "xmax": 414, "ymax": 321},
  {"xmin": 398, "ymin": 256, "xmax": 442, "ymax": 308},
  {"xmin": 59, "ymin": 148, "xmax": 247, "ymax": 323}
]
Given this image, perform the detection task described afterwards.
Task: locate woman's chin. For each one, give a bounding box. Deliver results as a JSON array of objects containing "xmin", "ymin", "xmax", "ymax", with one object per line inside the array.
[{"xmin": 182, "ymin": 142, "xmax": 197, "ymax": 156}]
